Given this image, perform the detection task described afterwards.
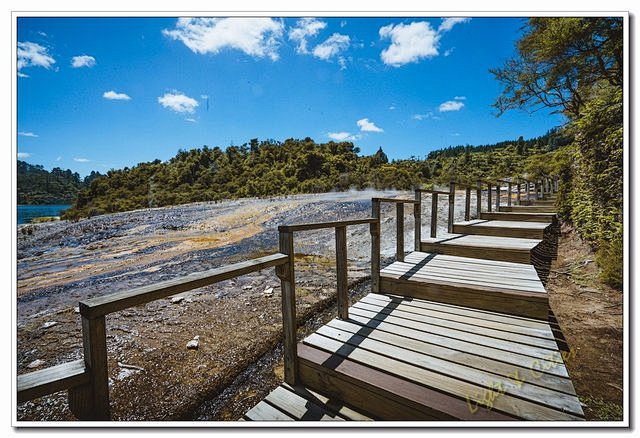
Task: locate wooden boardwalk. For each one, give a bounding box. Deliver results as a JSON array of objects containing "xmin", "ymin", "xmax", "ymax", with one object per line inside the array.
[{"xmin": 244, "ymin": 180, "xmax": 584, "ymax": 422}]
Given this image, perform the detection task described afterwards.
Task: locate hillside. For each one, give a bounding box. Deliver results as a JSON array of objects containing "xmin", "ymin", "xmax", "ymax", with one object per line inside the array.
[
  {"xmin": 17, "ymin": 161, "xmax": 101, "ymax": 205},
  {"xmin": 61, "ymin": 132, "xmax": 568, "ymax": 221}
]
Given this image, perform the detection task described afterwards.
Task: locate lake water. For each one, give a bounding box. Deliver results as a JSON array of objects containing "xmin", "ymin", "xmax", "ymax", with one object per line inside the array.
[{"xmin": 17, "ymin": 205, "xmax": 72, "ymax": 225}]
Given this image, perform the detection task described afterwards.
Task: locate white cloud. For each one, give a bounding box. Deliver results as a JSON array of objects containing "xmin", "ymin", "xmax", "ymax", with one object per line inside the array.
[
  {"xmin": 357, "ymin": 118, "xmax": 384, "ymax": 133},
  {"xmin": 412, "ymin": 112, "xmax": 441, "ymax": 121},
  {"xmin": 185, "ymin": 118, "xmax": 197, "ymax": 123},
  {"xmin": 17, "ymin": 41, "xmax": 56, "ymax": 73},
  {"xmin": 444, "ymin": 47, "xmax": 455, "ymax": 57},
  {"xmin": 17, "ymin": 152, "xmax": 31, "ymax": 158},
  {"xmin": 438, "ymin": 18, "xmax": 471, "ymax": 33},
  {"xmin": 328, "ymin": 132, "xmax": 360, "ymax": 142},
  {"xmin": 312, "ymin": 33, "xmax": 350, "ymax": 61},
  {"xmin": 103, "ymin": 90, "xmax": 131, "ymax": 100},
  {"xmin": 17, "ymin": 72, "xmax": 30, "ymax": 78},
  {"xmin": 71, "ymin": 55, "xmax": 96, "ymax": 68},
  {"xmin": 158, "ymin": 92, "xmax": 199, "ymax": 114},
  {"xmin": 74, "ymin": 157, "xmax": 90, "ymax": 162},
  {"xmin": 163, "ymin": 17, "xmax": 284, "ymax": 61},
  {"xmin": 454, "ymin": 96, "xmax": 466, "ymax": 100},
  {"xmin": 288, "ymin": 18, "xmax": 327, "ymax": 54},
  {"xmin": 379, "ymin": 22, "xmax": 439, "ymax": 67},
  {"xmin": 18, "ymin": 131, "xmax": 38, "ymax": 138},
  {"xmin": 389, "ymin": 105, "xmax": 396, "ymax": 110},
  {"xmin": 439, "ymin": 100, "xmax": 465, "ymax": 112},
  {"xmin": 451, "ymin": 133, "xmax": 461, "ymax": 136},
  {"xmin": 37, "ymin": 31, "xmax": 47, "ymax": 37},
  {"xmin": 56, "ymin": 156, "xmax": 62, "ymax": 161}
]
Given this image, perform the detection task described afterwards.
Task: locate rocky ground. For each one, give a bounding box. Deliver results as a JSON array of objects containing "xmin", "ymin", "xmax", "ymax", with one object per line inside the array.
[{"xmin": 15, "ymin": 191, "xmax": 624, "ymax": 422}]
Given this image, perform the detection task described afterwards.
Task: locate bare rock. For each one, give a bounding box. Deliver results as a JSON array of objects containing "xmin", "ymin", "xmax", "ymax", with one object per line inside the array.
[
  {"xmin": 170, "ymin": 296, "xmax": 184, "ymax": 304},
  {"xmin": 41, "ymin": 321, "xmax": 58, "ymax": 329},
  {"xmin": 263, "ymin": 287, "xmax": 274, "ymax": 297},
  {"xmin": 27, "ymin": 359, "xmax": 45, "ymax": 369},
  {"xmin": 186, "ymin": 335, "xmax": 200, "ymax": 350}
]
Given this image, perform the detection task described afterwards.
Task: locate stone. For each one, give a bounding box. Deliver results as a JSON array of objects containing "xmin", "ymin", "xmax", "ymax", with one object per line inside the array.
[
  {"xmin": 27, "ymin": 359, "xmax": 45, "ymax": 369},
  {"xmin": 170, "ymin": 296, "xmax": 184, "ymax": 304},
  {"xmin": 187, "ymin": 335, "xmax": 200, "ymax": 350},
  {"xmin": 41, "ymin": 321, "xmax": 58, "ymax": 329},
  {"xmin": 263, "ymin": 287, "xmax": 274, "ymax": 297}
]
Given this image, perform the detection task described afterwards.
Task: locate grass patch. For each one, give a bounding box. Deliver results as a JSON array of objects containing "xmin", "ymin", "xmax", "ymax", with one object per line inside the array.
[
  {"xmin": 31, "ymin": 216, "xmax": 59, "ymax": 223},
  {"xmin": 580, "ymin": 396, "xmax": 623, "ymax": 421}
]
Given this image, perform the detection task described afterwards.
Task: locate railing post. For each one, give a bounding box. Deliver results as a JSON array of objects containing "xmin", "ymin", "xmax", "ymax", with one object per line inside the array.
[
  {"xmin": 276, "ymin": 229, "xmax": 298, "ymax": 385},
  {"xmin": 516, "ymin": 177, "xmax": 521, "ymax": 205},
  {"xmin": 496, "ymin": 182, "xmax": 501, "ymax": 211},
  {"xmin": 414, "ymin": 190, "xmax": 422, "ymax": 251},
  {"xmin": 487, "ymin": 182, "xmax": 492, "ymax": 212},
  {"xmin": 464, "ymin": 186, "xmax": 471, "ymax": 221},
  {"xmin": 507, "ymin": 181, "xmax": 512, "ymax": 207},
  {"xmin": 68, "ymin": 315, "xmax": 110, "ymax": 420},
  {"xmin": 448, "ymin": 182, "xmax": 455, "ymax": 233},
  {"xmin": 527, "ymin": 180, "xmax": 531, "ymax": 201},
  {"xmin": 371, "ymin": 199, "xmax": 381, "ymax": 293},
  {"xmin": 396, "ymin": 203, "xmax": 404, "ymax": 262},
  {"xmin": 476, "ymin": 181, "xmax": 482, "ymax": 217},
  {"xmin": 335, "ymin": 226, "xmax": 349, "ymax": 320},
  {"xmin": 430, "ymin": 192, "xmax": 438, "ymax": 238}
]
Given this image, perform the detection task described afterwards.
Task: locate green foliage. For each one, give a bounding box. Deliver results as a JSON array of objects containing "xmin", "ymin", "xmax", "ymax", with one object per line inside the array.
[
  {"xmin": 17, "ymin": 161, "xmax": 100, "ymax": 204},
  {"xmin": 493, "ymin": 17, "xmax": 624, "ymax": 289}
]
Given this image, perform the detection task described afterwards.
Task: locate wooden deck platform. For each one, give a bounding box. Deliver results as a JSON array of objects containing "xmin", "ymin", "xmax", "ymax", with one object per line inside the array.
[
  {"xmin": 499, "ymin": 205, "xmax": 557, "ymax": 213},
  {"xmin": 480, "ymin": 211, "xmax": 557, "ymax": 223},
  {"xmin": 247, "ymin": 292, "xmax": 584, "ymax": 421},
  {"xmin": 452, "ymin": 219, "xmax": 551, "ymax": 239},
  {"xmin": 420, "ymin": 233, "xmax": 542, "ymax": 264},
  {"xmin": 380, "ymin": 251, "xmax": 548, "ymax": 319}
]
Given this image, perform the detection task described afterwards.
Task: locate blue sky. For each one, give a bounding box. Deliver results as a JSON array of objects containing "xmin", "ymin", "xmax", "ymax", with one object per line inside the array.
[{"xmin": 16, "ymin": 16, "xmax": 565, "ymax": 176}]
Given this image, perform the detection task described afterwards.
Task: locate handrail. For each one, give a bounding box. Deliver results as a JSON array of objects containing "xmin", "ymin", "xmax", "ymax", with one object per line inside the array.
[
  {"xmin": 372, "ymin": 197, "xmax": 420, "ymax": 204},
  {"xmin": 415, "ymin": 188, "xmax": 450, "ymax": 195},
  {"xmin": 276, "ymin": 216, "xmax": 382, "ymax": 387}
]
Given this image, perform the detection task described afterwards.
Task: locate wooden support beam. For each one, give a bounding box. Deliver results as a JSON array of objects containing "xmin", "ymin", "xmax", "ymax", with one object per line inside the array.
[
  {"xmin": 335, "ymin": 226, "xmax": 349, "ymax": 320},
  {"xmin": 430, "ymin": 192, "xmax": 438, "ymax": 238},
  {"xmin": 496, "ymin": 182, "xmax": 501, "ymax": 211},
  {"xmin": 18, "ymin": 359, "xmax": 89, "ymax": 404},
  {"xmin": 414, "ymin": 190, "xmax": 422, "ymax": 251},
  {"xmin": 370, "ymin": 199, "xmax": 381, "ymax": 293},
  {"xmin": 277, "ymin": 230, "xmax": 298, "ymax": 386},
  {"xmin": 476, "ymin": 181, "xmax": 482, "ymax": 217},
  {"xmin": 507, "ymin": 182, "xmax": 512, "ymax": 207},
  {"xmin": 396, "ymin": 203, "xmax": 405, "ymax": 262},
  {"xmin": 464, "ymin": 187, "xmax": 471, "ymax": 221},
  {"xmin": 448, "ymin": 182, "xmax": 455, "ymax": 234},
  {"xmin": 516, "ymin": 177, "xmax": 521, "ymax": 205},
  {"xmin": 487, "ymin": 183, "xmax": 492, "ymax": 212},
  {"xmin": 69, "ymin": 316, "xmax": 110, "ymax": 420}
]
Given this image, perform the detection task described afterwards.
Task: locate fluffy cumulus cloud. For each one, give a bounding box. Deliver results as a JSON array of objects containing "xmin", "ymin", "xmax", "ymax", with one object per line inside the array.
[
  {"xmin": 18, "ymin": 131, "xmax": 38, "ymax": 138},
  {"xmin": 328, "ymin": 132, "xmax": 360, "ymax": 142},
  {"xmin": 103, "ymin": 90, "xmax": 131, "ymax": 100},
  {"xmin": 379, "ymin": 22, "xmax": 439, "ymax": 67},
  {"xmin": 439, "ymin": 100, "xmax": 465, "ymax": 112},
  {"xmin": 379, "ymin": 18, "xmax": 470, "ymax": 67},
  {"xmin": 438, "ymin": 17, "xmax": 471, "ymax": 33},
  {"xmin": 17, "ymin": 41, "xmax": 55, "ymax": 73},
  {"xmin": 288, "ymin": 18, "xmax": 327, "ymax": 54},
  {"xmin": 17, "ymin": 152, "xmax": 31, "ymax": 158},
  {"xmin": 71, "ymin": 55, "xmax": 96, "ymax": 68},
  {"xmin": 357, "ymin": 118, "xmax": 383, "ymax": 133},
  {"xmin": 74, "ymin": 157, "xmax": 90, "ymax": 162},
  {"xmin": 163, "ymin": 17, "xmax": 284, "ymax": 61},
  {"xmin": 158, "ymin": 92, "xmax": 199, "ymax": 114},
  {"xmin": 312, "ymin": 33, "xmax": 350, "ymax": 60}
]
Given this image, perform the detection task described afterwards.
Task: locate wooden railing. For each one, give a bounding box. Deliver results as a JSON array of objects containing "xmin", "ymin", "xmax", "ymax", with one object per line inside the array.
[
  {"xmin": 415, "ymin": 188, "xmax": 451, "ymax": 238},
  {"xmin": 18, "ymin": 253, "xmax": 290, "ymax": 420}
]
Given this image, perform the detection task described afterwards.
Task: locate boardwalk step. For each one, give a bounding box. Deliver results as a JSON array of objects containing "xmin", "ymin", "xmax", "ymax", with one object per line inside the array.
[
  {"xmin": 499, "ymin": 206, "xmax": 557, "ymax": 213},
  {"xmin": 420, "ymin": 234, "xmax": 540, "ymax": 264},
  {"xmin": 452, "ymin": 219, "xmax": 551, "ymax": 239},
  {"xmin": 480, "ymin": 212, "xmax": 557, "ymax": 223}
]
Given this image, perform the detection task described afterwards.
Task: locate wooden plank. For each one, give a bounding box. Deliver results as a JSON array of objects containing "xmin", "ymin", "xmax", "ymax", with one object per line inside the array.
[
  {"xmin": 371, "ymin": 199, "xmax": 381, "ymax": 293},
  {"xmin": 373, "ymin": 197, "xmax": 419, "ymax": 204},
  {"xmin": 499, "ymin": 206, "xmax": 556, "ymax": 213},
  {"xmin": 361, "ymin": 294, "xmax": 553, "ymax": 339},
  {"xmin": 79, "ymin": 315, "xmax": 110, "ymax": 420},
  {"xmin": 414, "ymin": 190, "xmax": 422, "ymax": 251},
  {"xmin": 420, "ymin": 241, "xmax": 532, "ymax": 266},
  {"xmin": 487, "ymin": 183, "xmax": 492, "ymax": 212},
  {"xmin": 303, "ymin": 333, "xmax": 582, "ymax": 420},
  {"xmin": 396, "ymin": 203, "xmax": 404, "ymax": 262},
  {"xmin": 335, "ymin": 226, "xmax": 349, "ymax": 320},
  {"xmin": 17, "ymin": 359, "xmax": 89, "ymax": 403},
  {"xmin": 448, "ymin": 182, "xmax": 455, "ymax": 233},
  {"xmin": 480, "ymin": 212, "xmax": 556, "ymax": 223},
  {"xmin": 352, "ymin": 299, "xmax": 554, "ymax": 349},
  {"xmin": 278, "ymin": 218, "xmax": 377, "ymax": 232},
  {"xmin": 455, "ymin": 220, "xmax": 550, "ymax": 230},
  {"xmin": 430, "ymin": 192, "xmax": 438, "ymax": 238},
  {"xmin": 324, "ymin": 318, "xmax": 575, "ymax": 395},
  {"xmin": 347, "ymin": 307, "xmax": 570, "ymax": 377},
  {"xmin": 80, "ymin": 253, "xmax": 289, "ymax": 318},
  {"xmin": 277, "ymin": 231, "xmax": 298, "ymax": 385},
  {"xmin": 298, "ymin": 344, "xmax": 512, "ymax": 421},
  {"xmin": 380, "ymin": 264, "xmax": 546, "ymax": 293},
  {"xmin": 423, "ymin": 234, "xmax": 542, "ymax": 250},
  {"xmin": 244, "ymin": 400, "xmax": 296, "ymax": 421},
  {"xmin": 476, "ymin": 181, "xmax": 482, "ymax": 218},
  {"xmin": 378, "ymin": 276, "xmax": 548, "ymax": 320},
  {"xmin": 264, "ymin": 386, "xmax": 345, "ymax": 421},
  {"xmin": 316, "ymin": 323, "xmax": 582, "ymax": 413},
  {"xmin": 464, "ymin": 187, "xmax": 471, "ymax": 221},
  {"xmin": 282, "ymin": 384, "xmax": 374, "ymax": 421},
  {"xmin": 373, "ymin": 292, "xmax": 550, "ymax": 330},
  {"xmin": 452, "ymin": 224, "xmax": 546, "ymax": 239}
]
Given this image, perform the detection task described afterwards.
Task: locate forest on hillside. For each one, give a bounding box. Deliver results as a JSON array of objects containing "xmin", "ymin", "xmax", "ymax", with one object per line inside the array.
[{"xmin": 17, "ymin": 161, "xmax": 102, "ymax": 205}]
